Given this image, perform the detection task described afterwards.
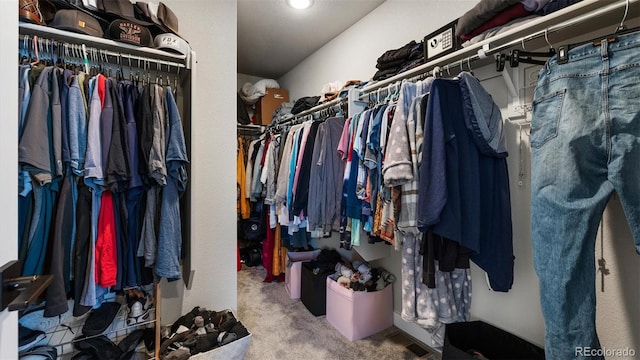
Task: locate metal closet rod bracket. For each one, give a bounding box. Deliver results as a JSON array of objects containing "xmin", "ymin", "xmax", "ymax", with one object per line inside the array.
[{"xmin": 1, "ymin": 260, "xmax": 53, "ymax": 312}]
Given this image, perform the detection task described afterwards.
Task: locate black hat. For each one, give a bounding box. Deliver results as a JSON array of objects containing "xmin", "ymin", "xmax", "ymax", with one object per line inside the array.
[
  {"xmin": 50, "ymin": 9, "xmax": 104, "ymax": 38},
  {"xmin": 97, "ymin": 0, "xmax": 152, "ymax": 25},
  {"xmin": 107, "ymin": 19, "xmax": 153, "ymax": 47}
]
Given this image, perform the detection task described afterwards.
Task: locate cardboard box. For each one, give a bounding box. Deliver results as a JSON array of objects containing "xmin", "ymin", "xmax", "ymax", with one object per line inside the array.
[
  {"xmin": 325, "ymin": 278, "xmax": 393, "ymax": 341},
  {"xmin": 255, "ymin": 88, "xmax": 289, "ymax": 125}
]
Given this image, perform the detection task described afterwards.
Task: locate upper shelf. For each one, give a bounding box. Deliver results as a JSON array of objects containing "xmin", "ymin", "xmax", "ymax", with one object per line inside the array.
[
  {"xmin": 19, "ymin": 22, "xmax": 192, "ymax": 69},
  {"xmin": 360, "ymin": 0, "xmax": 639, "ymax": 93}
]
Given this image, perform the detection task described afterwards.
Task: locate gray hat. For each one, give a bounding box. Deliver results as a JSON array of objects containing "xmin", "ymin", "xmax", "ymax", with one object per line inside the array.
[{"xmin": 51, "ymin": 9, "xmax": 104, "ymax": 38}]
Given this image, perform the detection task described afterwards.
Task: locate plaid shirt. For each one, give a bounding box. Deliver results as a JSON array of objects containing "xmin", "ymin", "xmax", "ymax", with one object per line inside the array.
[{"xmin": 383, "ymin": 81, "xmax": 431, "ymax": 235}]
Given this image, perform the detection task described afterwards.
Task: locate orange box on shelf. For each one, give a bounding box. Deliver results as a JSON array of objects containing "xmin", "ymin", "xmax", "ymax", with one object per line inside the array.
[{"xmin": 255, "ymin": 88, "xmax": 289, "ymax": 125}]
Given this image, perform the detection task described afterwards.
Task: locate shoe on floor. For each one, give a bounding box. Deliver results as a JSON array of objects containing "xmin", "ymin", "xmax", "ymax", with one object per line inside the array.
[
  {"xmin": 82, "ymin": 302, "xmax": 122, "ymax": 336},
  {"xmin": 18, "ymin": 325, "xmax": 46, "ymax": 353}
]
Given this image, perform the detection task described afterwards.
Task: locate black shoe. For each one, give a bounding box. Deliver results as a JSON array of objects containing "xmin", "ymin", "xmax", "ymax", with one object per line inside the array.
[
  {"xmin": 74, "ymin": 335, "xmax": 122, "ymax": 360},
  {"xmin": 18, "ymin": 325, "xmax": 46, "ymax": 352},
  {"xmin": 117, "ymin": 329, "xmax": 146, "ymax": 359},
  {"xmin": 82, "ymin": 302, "xmax": 122, "ymax": 336}
]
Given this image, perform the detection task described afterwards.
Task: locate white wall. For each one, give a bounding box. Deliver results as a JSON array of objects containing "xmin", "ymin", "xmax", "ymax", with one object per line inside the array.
[
  {"xmin": 0, "ymin": 1, "xmax": 19, "ymax": 358},
  {"xmin": 279, "ymin": 0, "xmax": 478, "ymax": 100},
  {"xmin": 596, "ymin": 199, "xmax": 640, "ymax": 356},
  {"xmin": 160, "ymin": 0, "xmax": 238, "ymax": 323},
  {"xmin": 276, "ymin": 0, "xmax": 640, "ymax": 353}
]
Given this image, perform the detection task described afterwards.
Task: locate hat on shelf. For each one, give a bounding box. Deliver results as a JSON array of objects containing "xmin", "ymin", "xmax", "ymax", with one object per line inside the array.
[
  {"xmin": 96, "ymin": 0, "xmax": 152, "ymax": 25},
  {"xmin": 135, "ymin": 1, "xmax": 182, "ymax": 38},
  {"xmin": 97, "ymin": 0, "xmax": 154, "ymax": 47},
  {"xmin": 19, "ymin": 0, "xmax": 45, "ymax": 25},
  {"xmin": 50, "ymin": 9, "xmax": 104, "ymax": 37},
  {"xmin": 107, "ymin": 19, "xmax": 153, "ymax": 47},
  {"xmin": 154, "ymin": 33, "xmax": 190, "ymax": 56}
]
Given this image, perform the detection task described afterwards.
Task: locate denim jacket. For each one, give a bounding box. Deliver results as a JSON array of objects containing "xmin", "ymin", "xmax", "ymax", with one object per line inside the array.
[{"xmin": 459, "ymin": 71, "xmax": 508, "ymax": 158}]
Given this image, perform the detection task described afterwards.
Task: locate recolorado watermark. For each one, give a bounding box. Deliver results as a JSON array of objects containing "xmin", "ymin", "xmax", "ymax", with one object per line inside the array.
[{"xmin": 575, "ymin": 346, "xmax": 636, "ymax": 357}]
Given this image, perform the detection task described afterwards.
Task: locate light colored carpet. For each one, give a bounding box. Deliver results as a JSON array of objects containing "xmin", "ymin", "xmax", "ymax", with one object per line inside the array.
[{"xmin": 237, "ymin": 265, "xmax": 437, "ymax": 360}]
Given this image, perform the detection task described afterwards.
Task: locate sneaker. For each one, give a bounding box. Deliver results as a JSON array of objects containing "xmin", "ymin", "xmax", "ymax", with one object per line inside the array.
[
  {"xmin": 126, "ymin": 306, "xmax": 152, "ymax": 326},
  {"xmin": 126, "ymin": 290, "xmax": 153, "ymax": 326}
]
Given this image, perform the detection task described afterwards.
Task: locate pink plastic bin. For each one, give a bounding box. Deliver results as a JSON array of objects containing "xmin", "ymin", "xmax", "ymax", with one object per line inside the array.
[
  {"xmin": 325, "ymin": 277, "xmax": 393, "ymax": 341},
  {"xmin": 285, "ymin": 261, "xmax": 304, "ymax": 299}
]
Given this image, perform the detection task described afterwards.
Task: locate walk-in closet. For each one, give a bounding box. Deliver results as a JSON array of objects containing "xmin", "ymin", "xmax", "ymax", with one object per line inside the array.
[{"xmin": 1, "ymin": 0, "xmax": 639, "ymax": 359}]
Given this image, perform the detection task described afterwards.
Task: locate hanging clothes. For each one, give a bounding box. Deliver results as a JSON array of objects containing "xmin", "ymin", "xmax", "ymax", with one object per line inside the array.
[
  {"xmin": 307, "ymin": 116, "xmax": 346, "ymax": 233},
  {"xmin": 416, "ymin": 73, "xmax": 513, "ymax": 292},
  {"xmin": 19, "ymin": 66, "xmax": 62, "ymax": 277},
  {"xmin": 238, "ymin": 137, "xmax": 251, "ymax": 219},
  {"xmin": 378, "ymin": 78, "xmax": 472, "ymax": 348},
  {"xmin": 272, "ymin": 224, "xmax": 287, "ymax": 280},
  {"xmin": 155, "ymin": 86, "xmax": 189, "ymax": 281},
  {"xmin": 17, "ymin": 57, "xmax": 189, "ymax": 314}
]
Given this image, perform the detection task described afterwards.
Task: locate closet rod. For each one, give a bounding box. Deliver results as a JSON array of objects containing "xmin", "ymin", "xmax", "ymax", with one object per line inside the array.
[
  {"xmin": 19, "ymin": 34, "xmax": 186, "ymax": 70},
  {"xmin": 358, "ymin": 0, "xmax": 636, "ymax": 98},
  {"xmin": 237, "ymin": 124, "xmax": 265, "ymax": 132},
  {"xmin": 19, "ymin": 22, "xmax": 191, "ymax": 68},
  {"xmin": 291, "ymin": 97, "xmax": 346, "ymax": 121}
]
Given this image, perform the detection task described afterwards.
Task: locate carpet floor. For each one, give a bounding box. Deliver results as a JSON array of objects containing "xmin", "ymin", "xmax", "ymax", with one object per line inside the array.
[{"xmin": 237, "ymin": 265, "xmax": 438, "ymax": 360}]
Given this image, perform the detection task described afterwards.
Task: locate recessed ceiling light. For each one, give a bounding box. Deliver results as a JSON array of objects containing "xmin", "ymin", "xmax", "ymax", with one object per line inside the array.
[{"xmin": 287, "ymin": 0, "xmax": 313, "ymax": 10}]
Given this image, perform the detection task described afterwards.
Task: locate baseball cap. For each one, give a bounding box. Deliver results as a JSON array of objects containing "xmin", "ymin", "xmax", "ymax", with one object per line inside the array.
[
  {"xmin": 108, "ymin": 19, "xmax": 153, "ymax": 47},
  {"xmin": 154, "ymin": 33, "xmax": 190, "ymax": 55}
]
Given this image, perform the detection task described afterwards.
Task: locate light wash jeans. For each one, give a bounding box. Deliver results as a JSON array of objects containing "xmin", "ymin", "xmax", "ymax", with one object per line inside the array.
[{"xmin": 531, "ymin": 31, "xmax": 640, "ymax": 359}]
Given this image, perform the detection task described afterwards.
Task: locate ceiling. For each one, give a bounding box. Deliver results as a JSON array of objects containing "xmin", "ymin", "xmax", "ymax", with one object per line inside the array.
[{"xmin": 237, "ymin": 0, "xmax": 385, "ymax": 79}]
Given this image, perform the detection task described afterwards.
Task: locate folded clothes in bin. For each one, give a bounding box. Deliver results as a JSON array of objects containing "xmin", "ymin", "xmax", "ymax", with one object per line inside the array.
[{"xmin": 442, "ymin": 321, "xmax": 545, "ymax": 359}]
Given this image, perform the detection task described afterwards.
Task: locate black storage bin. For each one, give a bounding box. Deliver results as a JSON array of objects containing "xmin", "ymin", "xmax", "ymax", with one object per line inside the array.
[
  {"xmin": 442, "ymin": 321, "xmax": 545, "ymax": 360},
  {"xmin": 300, "ymin": 261, "xmax": 332, "ymax": 316}
]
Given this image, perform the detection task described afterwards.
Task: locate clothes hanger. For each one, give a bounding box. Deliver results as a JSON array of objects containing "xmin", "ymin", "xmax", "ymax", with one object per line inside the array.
[
  {"xmin": 29, "ymin": 36, "xmax": 40, "ymax": 67},
  {"xmin": 592, "ymin": 0, "xmax": 637, "ymax": 46},
  {"xmin": 42, "ymin": 39, "xmax": 51, "ymax": 66},
  {"xmin": 166, "ymin": 65, "xmax": 171, "ymax": 90},
  {"xmin": 495, "ymin": 32, "xmax": 556, "ymax": 71},
  {"xmin": 155, "ymin": 61, "xmax": 160, "ymax": 85},
  {"xmin": 19, "ymin": 35, "xmax": 26, "ymax": 64},
  {"xmin": 431, "ymin": 65, "xmax": 441, "ymax": 78},
  {"xmin": 49, "ymin": 40, "xmax": 56, "ymax": 66},
  {"xmin": 145, "ymin": 58, "xmax": 151, "ymax": 86},
  {"xmin": 116, "ymin": 53, "xmax": 123, "ymax": 82},
  {"xmin": 89, "ymin": 48, "xmax": 97, "ymax": 77},
  {"xmin": 174, "ymin": 66, "xmax": 179, "ymax": 97},
  {"xmin": 544, "ymin": 28, "xmax": 554, "ymax": 52},
  {"xmin": 128, "ymin": 56, "xmax": 134, "ymax": 82}
]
